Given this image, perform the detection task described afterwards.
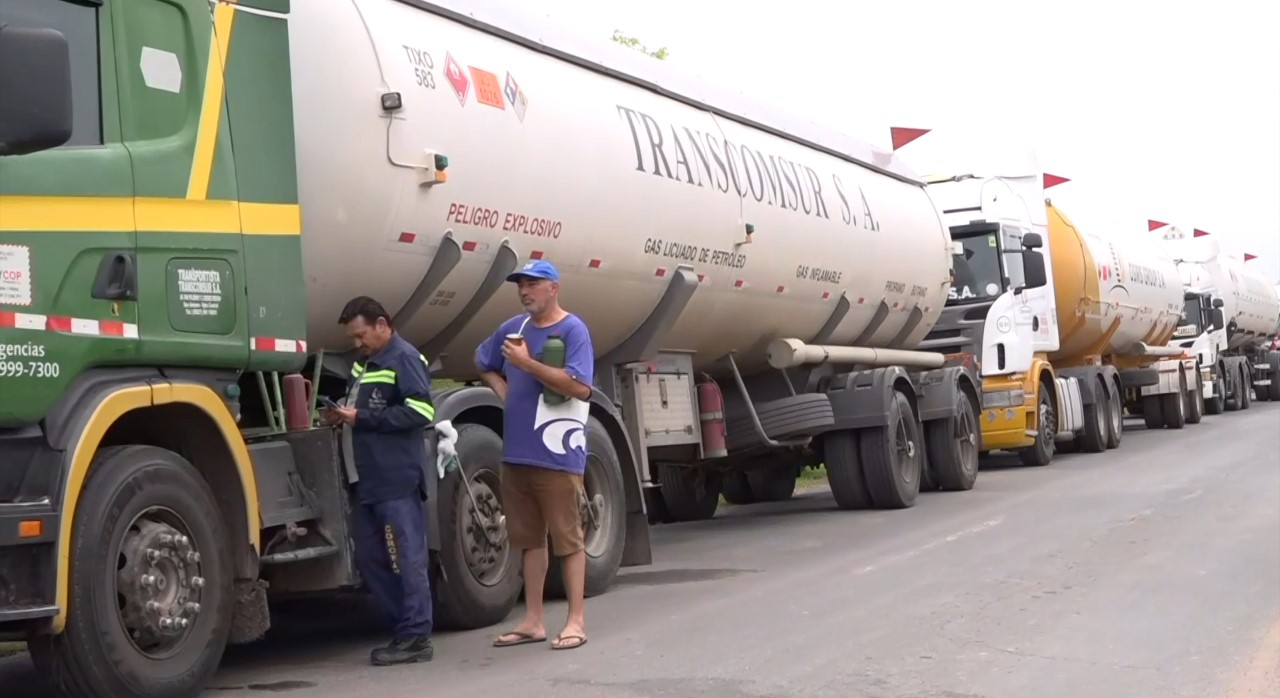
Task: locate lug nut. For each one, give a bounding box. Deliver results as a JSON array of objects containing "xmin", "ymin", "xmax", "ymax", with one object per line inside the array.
[
  {"xmin": 187, "ymin": 551, "xmax": 200, "ymax": 564},
  {"xmin": 159, "ymin": 617, "xmax": 174, "ymax": 630},
  {"xmin": 190, "ymin": 576, "xmax": 205, "ymax": 589},
  {"xmin": 146, "ymin": 601, "xmax": 161, "ymax": 613},
  {"xmin": 141, "ymin": 574, "xmax": 156, "ymax": 587},
  {"xmin": 185, "ymin": 602, "xmax": 201, "ymax": 614},
  {"xmin": 147, "ymin": 549, "xmax": 161, "ymax": 562}
]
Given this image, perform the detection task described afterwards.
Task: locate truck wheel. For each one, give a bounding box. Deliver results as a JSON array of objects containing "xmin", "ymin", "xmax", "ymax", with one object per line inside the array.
[
  {"xmin": 545, "ymin": 416, "xmax": 627, "ymax": 599},
  {"xmin": 1104, "ymin": 376, "xmax": 1124, "ymax": 449},
  {"xmin": 1239, "ymin": 364, "xmax": 1252, "ymax": 409},
  {"xmin": 28, "ymin": 445, "xmax": 232, "ymax": 698},
  {"xmin": 657, "ymin": 464, "xmax": 720, "ymax": 521},
  {"xmin": 721, "ymin": 471, "xmax": 755, "ymax": 505},
  {"xmin": 433, "ymin": 424, "xmax": 522, "ymax": 630},
  {"xmin": 1205, "ymin": 370, "xmax": 1226, "ymax": 414},
  {"xmin": 1142, "ymin": 395, "xmax": 1165, "ymax": 429},
  {"xmin": 1185, "ymin": 371, "xmax": 1204, "ymax": 424},
  {"xmin": 1161, "ymin": 371, "xmax": 1187, "ymax": 429},
  {"xmin": 1078, "ymin": 376, "xmax": 1109, "ymax": 453},
  {"xmin": 858, "ymin": 389, "xmax": 922, "ymax": 509},
  {"xmin": 923, "ymin": 388, "xmax": 979, "ymax": 491},
  {"xmin": 823, "ymin": 429, "xmax": 873, "ymax": 510},
  {"xmin": 745, "ymin": 466, "xmax": 797, "ymax": 502},
  {"xmin": 1017, "ymin": 383, "xmax": 1056, "ymax": 467},
  {"xmin": 1269, "ymin": 353, "xmax": 1280, "ymax": 401}
]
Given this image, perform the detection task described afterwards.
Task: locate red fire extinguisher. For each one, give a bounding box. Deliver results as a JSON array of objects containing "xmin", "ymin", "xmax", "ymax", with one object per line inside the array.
[{"xmin": 697, "ymin": 378, "xmax": 728, "ymax": 459}]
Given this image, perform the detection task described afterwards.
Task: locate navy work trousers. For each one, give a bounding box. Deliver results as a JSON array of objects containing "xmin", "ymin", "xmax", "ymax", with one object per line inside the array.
[{"xmin": 351, "ymin": 492, "xmax": 434, "ymax": 638}]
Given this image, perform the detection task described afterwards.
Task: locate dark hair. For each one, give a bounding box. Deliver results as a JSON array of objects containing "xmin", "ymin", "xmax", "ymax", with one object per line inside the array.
[{"xmin": 338, "ymin": 296, "xmax": 392, "ymax": 327}]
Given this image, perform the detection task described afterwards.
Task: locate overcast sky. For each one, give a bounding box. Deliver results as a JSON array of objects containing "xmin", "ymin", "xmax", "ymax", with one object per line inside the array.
[{"xmin": 496, "ymin": 0, "xmax": 1280, "ymax": 283}]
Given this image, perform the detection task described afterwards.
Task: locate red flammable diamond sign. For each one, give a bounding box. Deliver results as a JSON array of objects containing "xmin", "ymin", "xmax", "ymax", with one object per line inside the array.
[{"xmin": 444, "ymin": 52, "xmax": 469, "ymax": 106}]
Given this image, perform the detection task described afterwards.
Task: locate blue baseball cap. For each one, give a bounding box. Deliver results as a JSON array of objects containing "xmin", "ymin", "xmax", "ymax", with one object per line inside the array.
[{"xmin": 506, "ymin": 259, "xmax": 560, "ymax": 283}]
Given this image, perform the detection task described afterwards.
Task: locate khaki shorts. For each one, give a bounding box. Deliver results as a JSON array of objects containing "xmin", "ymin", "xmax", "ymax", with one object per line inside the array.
[{"xmin": 500, "ymin": 463, "xmax": 585, "ymax": 556}]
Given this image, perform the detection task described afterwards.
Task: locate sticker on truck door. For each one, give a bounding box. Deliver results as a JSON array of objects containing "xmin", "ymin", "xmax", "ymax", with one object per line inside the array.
[{"xmin": 0, "ymin": 244, "xmax": 33, "ymax": 306}]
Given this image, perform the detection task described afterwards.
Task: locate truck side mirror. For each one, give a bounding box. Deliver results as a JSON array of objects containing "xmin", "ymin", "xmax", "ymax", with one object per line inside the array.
[
  {"xmin": 1211, "ymin": 308, "xmax": 1225, "ymax": 331},
  {"xmin": 1021, "ymin": 232, "xmax": 1044, "ymax": 250},
  {"xmin": 1212, "ymin": 297, "xmax": 1225, "ymax": 309},
  {"xmin": 1021, "ymin": 249, "xmax": 1048, "ymax": 290},
  {"xmin": 0, "ymin": 26, "xmax": 74, "ymax": 156}
]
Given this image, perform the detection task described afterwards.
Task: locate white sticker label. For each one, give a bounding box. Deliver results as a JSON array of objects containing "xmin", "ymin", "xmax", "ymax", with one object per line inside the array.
[{"xmin": 0, "ymin": 244, "xmax": 33, "ymax": 306}]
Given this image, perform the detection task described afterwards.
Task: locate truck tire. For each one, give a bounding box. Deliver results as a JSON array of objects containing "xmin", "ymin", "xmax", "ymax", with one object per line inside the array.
[
  {"xmin": 858, "ymin": 389, "xmax": 922, "ymax": 509},
  {"xmin": 1077, "ymin": 375, "xmax": 1109, "ymax": 452},
  {"xmin": 721, "ymin": 471, "xmax": 755, "ymax": 504},
  {"xmin": 545, "ymin": 416, "xmax": 627, "ymax": 599},
  {"xmin": 1185, "ymin": 371, "xmax": 1204, "ymax": 424},
  {"xmin": 1104, "ymin": 376, "xmax": 1124, "ymax": 449},
  {"xmin": 745, "ymin": 465, "xmax": 797, "ymax": 502},
  {"xmin": 1269, "ymin": 353, "xmax": 1280, "ymax": 401},
  {"xmin": 432, "ymin": 424, "xmax": 522, "ymax": 630},
  {"xmin": 1239, "ymin": 364, "xmax": 1252, "ymax": 409},
  {"xmin": 1017, "ymin": 382, "xmax": 1056, "ymax": 467},
  {"xmin": 28, "ymin": 445, "xmax": 232, "ymax": 698},
  {"xmin": 1161, "ymin": 371, "xmax": 1187, "ymax": 429},
  {"xmin": 1205, "ymin": 369, "xmax": 1226, "ymax": 414},
  {"xmin": 657, "ymin": 464, "xmax": 720, "ymax": 521},
  {"xmin": 1142, "ymin": 395, "xmax": 1164, "ymax": 429},
  {"xmin": 923, "ymin": 388, "xmax": 979, "ymax": 492},
  {"xmin": 725, "ymin": 394, "xmax": 834, "ymax": 450},
  {"xmin": 823, "ymin": 429, "xmax": 873, "ymax": 510}
]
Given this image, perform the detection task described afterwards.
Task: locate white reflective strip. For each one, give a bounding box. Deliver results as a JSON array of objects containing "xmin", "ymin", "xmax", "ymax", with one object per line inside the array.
[
  {"xmin": 15, "ymin": 313, "xmax": 45, "ymax": 330},
  {"xmin": 274, "ymin": 339, "xmax": 298, "ymax": 353},
  {"xmin": 123, "ymin": 324, "xmax": 140, "ymax": 339},
  {"xmin": 70, "ymin": 318, "xmax": 99, "ymax": 335}
]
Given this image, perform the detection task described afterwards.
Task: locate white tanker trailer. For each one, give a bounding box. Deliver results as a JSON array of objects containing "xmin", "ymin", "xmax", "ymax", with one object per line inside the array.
[
  {"xmin": 0, "ymin": 0, "xmax": 1008, "ymax": 695},
  {"xmin": 1160, "ymin": 227, "xmax": 1280, "ymax": 406}
]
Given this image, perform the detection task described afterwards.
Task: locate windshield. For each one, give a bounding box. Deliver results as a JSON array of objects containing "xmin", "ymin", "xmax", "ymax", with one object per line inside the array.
[
  {"xmin": 948, "ymin": 231, "xmax": 1003, "ymax": 304},
  {"xmin": 1174, "ymin": 296, "xmax": 1203, "ymax": 338}
]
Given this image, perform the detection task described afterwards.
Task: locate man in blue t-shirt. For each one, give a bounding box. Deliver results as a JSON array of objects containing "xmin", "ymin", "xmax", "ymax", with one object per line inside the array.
[{"xmin": 475, "ymin": 259, "xmax": 595, "ymax": 651}]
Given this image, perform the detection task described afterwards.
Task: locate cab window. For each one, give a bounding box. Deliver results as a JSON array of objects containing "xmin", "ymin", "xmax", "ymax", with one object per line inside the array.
[{"xmin": 0, "ymin": 0, "xmax": 102, "ymax": 147}]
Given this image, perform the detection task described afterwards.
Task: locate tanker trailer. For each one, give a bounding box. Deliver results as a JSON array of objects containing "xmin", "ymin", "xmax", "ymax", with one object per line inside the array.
[
  {"xmin": 1045, "ymin": 205, "xmax": 1201, "ymax": 434},
  {"xmin": 1159, "ymin": 226, "xmax": 1280, "ymax": 405},
  {"xmin": 0, "ymin": 0, "xmax": 982, "ymax": 695}
]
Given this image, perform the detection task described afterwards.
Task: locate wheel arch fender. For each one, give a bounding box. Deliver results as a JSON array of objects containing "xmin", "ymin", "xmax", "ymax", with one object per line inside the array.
[{"xmin": 46, "ymin": 373, "xmax": 260, "ymax": 633}]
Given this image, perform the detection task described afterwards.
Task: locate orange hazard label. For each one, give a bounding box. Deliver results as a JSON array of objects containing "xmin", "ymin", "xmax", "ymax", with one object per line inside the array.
[{"xmin": 470, "ymin": 67, "xmax": 505, "ymax": 109}]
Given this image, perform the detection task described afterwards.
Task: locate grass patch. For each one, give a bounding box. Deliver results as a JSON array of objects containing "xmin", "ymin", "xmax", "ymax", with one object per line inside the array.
[
  {"xmin": 796, "ymin": 463, "xmax": 829, "ymax": 490},
  {"xmin": 0, "ymin": 641, "xmax": 26, "ymax": 658}
]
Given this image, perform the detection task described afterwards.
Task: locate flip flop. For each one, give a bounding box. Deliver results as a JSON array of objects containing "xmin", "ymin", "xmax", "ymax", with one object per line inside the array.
[
  {"xmin": 493, "ymin": 631, "xmax": 546, "ymax": 647},
  {"xmin": 551, "ymin": 634, "xmax": 587, "ymax": 650}
]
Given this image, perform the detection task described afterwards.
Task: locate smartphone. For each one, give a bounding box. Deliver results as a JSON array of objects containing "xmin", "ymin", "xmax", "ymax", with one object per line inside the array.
[{"xmin": 317, "ymin": 395, "xmax": 341, "ymax": 410}]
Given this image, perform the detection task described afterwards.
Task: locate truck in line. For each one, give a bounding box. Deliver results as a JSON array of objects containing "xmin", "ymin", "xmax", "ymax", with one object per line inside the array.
[
  {"xmin": 899, "ymin": 131, "xmax": 1194, "ymax": 467},
  {"xmin": 0, "ymin": 1, "xmax": 1013, "ymax": 696},
  {"xmin": 1158, "ymin": 225, "xmax": 1280, "ymax": 407}
]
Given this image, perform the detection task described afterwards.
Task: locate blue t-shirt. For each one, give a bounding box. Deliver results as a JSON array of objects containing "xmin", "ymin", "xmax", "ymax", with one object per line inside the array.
[{"xmin": 475, "ymin": 313, "xmax": 595, "ymax": 474}]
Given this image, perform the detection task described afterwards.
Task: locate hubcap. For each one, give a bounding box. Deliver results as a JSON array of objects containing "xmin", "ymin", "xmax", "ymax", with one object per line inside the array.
[
  {"xmin": 115, "ymin": 508, "xmax": 203, "ymax": 658},
  {"xmin": 459, "ymin": 473, "xmax": 511, "ymax": 586}
]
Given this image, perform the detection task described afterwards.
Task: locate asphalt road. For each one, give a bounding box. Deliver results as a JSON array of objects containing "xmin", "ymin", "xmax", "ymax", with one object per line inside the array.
[{"xmin": 3, "ymin": 402, "xmax": 1278, "ymax": 698}]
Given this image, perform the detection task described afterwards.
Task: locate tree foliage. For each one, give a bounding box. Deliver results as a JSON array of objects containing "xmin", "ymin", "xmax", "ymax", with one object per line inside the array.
[{"xmin": 610, "ymin": 30, "xmax": 669, "ymax": 60}]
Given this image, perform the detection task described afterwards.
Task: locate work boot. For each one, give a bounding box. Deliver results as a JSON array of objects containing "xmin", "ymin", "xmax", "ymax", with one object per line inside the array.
[{"xmin": 370, "ymin": 635, "xmax": 433, "ymax": 666}]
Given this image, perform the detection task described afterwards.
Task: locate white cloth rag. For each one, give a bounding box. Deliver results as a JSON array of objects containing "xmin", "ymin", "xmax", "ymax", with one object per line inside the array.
[{"xmin": 434, "ymin": 419, "xmax": 460, "ymax": 480}]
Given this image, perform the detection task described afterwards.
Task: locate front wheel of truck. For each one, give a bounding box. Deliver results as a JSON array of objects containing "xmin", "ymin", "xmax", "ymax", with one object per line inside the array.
[{"xmin": 29, "ymin": 445, "xmax": 233, "ymax": 698}]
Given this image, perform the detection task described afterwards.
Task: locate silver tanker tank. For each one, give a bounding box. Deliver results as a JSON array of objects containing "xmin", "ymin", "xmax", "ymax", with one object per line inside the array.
[{"xmin": 286, "ymin": 0, "xmax": 954, "ymax": 378}]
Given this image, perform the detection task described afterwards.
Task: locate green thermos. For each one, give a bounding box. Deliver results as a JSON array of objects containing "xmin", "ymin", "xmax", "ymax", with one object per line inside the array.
[{"xmin": 541, "ymin": 334, "xmax": 569, "ymax": 405}]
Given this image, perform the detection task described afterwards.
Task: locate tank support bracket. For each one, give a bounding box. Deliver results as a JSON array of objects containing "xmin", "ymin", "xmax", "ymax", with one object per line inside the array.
[
  {"xmin": 391, "ymin": 230, "xmax": 463, "ymax": 329},
  {"xmin": 418, "ymin": 238, "xmax": 519, "ymax": 366}
]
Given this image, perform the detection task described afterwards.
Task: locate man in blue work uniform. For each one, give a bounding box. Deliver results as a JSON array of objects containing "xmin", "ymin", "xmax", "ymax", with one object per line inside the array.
[{"xmin": 324, "ymin": 296, "xmax": 436, "ymax": 666}]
